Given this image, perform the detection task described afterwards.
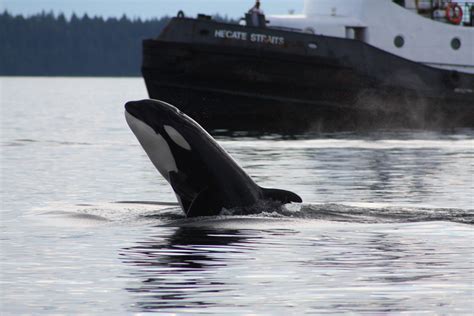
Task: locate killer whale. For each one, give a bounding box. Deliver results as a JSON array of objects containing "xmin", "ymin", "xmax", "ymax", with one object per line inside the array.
[{"xmin": 125, "ymin": 99, "xmax": 302, "ymax": 217}]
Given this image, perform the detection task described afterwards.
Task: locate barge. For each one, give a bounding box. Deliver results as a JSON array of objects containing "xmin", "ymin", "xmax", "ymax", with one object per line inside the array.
[{"xmin": 142, "ymin": 0, "xmax": 474, "ymax": 132}]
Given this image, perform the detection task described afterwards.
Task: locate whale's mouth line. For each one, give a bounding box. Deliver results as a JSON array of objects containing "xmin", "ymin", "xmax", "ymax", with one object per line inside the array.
[
  {"xmin": 125, "ymin": 100, "xmax": 200, "ymax": 137},
  {"xmin": 125, "ymin": 108, "xmax": 163, "ymax": 134},
  {"xmin": 125, "ymin": 105, "xmax": 179, "ymax": 131},
  {"xmin": 124, "ymin": 108, "xmax": 142, "ymax": 124},
  {"xmin": 124, "ymin": 109, "xmax": 141, "ymax": 127}
]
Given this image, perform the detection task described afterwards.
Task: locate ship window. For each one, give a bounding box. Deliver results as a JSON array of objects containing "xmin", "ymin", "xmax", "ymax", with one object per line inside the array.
[
  {"xmin": 308, "ymin": 43, "xmax": 318, "ymax": 49},
  {"xmin": 451, "ymin": 37, "xmax": 461, "ymax": 50},
  {"xmin": 394, "ymin": 35, "xmax": 404, "ymax": 48}
]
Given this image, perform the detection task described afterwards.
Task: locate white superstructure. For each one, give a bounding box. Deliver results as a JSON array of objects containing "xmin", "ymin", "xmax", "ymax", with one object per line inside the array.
[{"xmin": 267, "ymin": 0, "xmax": 474, "ymax": 74}]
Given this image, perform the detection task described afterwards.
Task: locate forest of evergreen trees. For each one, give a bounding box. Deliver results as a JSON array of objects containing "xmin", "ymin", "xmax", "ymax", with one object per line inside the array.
[{"xmin": 0, "ymin": 11, "xmax": 171, "ymax": 76}]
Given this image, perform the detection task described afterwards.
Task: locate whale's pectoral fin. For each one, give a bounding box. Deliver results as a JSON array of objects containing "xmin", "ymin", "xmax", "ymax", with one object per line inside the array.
[
  {"xmin": 169, "ymin": 171, "xmax": 223, "ymax": 217},
  {"xmin": 261, "ymin": 187, "xmax": 302, "ymax": 204},
  {"xmin": 169, "ymin": 171, "xmax": 196, "ymax": 202},
  {"xmin": 186, "ymin": 187, "xmax": 223, "ymax": 218}
]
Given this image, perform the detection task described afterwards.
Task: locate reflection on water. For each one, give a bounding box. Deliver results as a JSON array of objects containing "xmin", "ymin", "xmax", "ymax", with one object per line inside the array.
[
  {"xmin": 120, "ymin": 222, "xmax": 472, "ymax": 314},
  {"xmin": 121, "ymin": 227, "xmax": 250, "ymax": 311},
  {"xmin": 220, "ymin": 136, "xmax": 473, "ymax": 208},
  {"xmin": 365, "ymin": 148, "xmax": 441, "ymax": 201}
]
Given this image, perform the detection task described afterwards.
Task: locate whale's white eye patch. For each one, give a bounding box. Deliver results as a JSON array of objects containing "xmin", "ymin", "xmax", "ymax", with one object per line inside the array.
[{"xmin": 164, "ymin": 125, "xmax": 191, "ymax": 150}]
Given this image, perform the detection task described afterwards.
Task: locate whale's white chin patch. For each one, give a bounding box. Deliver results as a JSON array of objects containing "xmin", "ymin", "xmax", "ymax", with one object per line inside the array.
[
  {"xmin": 164, "ymin": 125, "xmax": 191, "ymax": 150},
  {"xmin": 125, "ymin": 111, "xmax": 177, "ymax": 180}
]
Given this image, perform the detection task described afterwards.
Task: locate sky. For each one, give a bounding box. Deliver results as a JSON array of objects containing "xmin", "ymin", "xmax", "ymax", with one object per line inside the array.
[{"xmin": 1, "ymin": 0, "xmax": 304, "ymax": 19}]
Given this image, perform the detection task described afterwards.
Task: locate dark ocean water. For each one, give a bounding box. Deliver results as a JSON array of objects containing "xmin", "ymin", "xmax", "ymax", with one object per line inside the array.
[{"xmin": 1, "ymin": 77, "xmax": 473, "ymax": 314}]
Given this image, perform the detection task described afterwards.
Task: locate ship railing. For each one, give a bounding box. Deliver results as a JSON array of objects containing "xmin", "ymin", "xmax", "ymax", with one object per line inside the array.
[{"xmin": 418, "ymin": 1, "xmax": 473, "ymax": 26}]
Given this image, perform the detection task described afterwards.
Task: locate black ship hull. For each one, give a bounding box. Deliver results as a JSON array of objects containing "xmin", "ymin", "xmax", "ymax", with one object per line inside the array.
[{"xmin": 142, "ymin": 17, "xmax": 474, "ymax": 132}]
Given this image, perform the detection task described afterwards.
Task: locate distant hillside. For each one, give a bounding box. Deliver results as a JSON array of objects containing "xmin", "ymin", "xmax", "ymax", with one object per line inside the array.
[{"xmin": 0, "ymin": 11, "xmax": 170, "ymax": 76}]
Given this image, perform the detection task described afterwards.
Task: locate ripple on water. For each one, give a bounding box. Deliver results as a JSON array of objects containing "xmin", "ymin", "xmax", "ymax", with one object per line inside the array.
[{"xmin": 119, "ymin": 221, "xmax": 472, "ymax": 314}]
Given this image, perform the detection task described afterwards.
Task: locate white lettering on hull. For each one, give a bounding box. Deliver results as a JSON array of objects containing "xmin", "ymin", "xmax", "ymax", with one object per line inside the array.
[{"xmin": 214, "ymin": 29, "xmax": 285, "ymax": 46}]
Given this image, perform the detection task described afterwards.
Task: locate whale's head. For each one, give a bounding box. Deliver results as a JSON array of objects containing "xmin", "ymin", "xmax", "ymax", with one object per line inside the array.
[
  {"xmin": 125, "ymin": 99, "xmax": 196, "ymax": 148},
  {"xmin": 124, "ymin": 98, "xmax": 207, "ymax": 178},
  {"xmin": 125, "ymin": 99, "xmax": 220, "ymax": 215}
]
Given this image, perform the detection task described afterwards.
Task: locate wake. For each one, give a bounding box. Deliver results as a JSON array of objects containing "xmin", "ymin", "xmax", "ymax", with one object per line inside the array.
[{"xmin": 34, "ymin": 201, "xmax": 473, "ymax": 226}]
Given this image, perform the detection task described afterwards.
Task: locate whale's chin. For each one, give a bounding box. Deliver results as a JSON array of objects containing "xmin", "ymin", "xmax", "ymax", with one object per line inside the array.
[{"xmin": 125, "ymin": 110, "xmax": 177, "ymax": 181}]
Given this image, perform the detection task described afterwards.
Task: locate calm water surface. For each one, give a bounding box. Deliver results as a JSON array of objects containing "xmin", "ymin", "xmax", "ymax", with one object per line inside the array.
[{"xmin": 1, "ymin": 77, "xmax": 473, "ymax": 314}]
